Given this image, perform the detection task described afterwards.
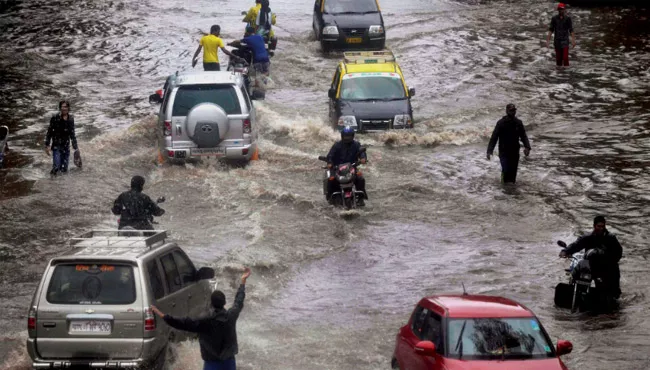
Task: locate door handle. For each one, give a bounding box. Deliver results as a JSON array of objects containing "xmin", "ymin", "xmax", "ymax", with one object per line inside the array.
[
  {"xmin": 176, "ymin": 125, "xmax": 182, "ymax": 135},
  {"xmin": 188, "ymin": 294, "xmax": 192, "ymax": 299},
  {"xmin": 43, "ymin": 322, "xmax": 56, "ymax": 328},
  {"xmin": 171, "ymin": 302, "xmax": 176, "ymax": 307}
]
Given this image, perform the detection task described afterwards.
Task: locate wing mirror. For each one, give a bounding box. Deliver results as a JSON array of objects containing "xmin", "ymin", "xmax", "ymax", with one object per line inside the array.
[
  {"xmin": 556, "ymin": 340, "xmax": 573, "ymax": 356},
  {"xmin": 149, "ymin": 90, "xmax": 163, "ymax": 104},
  {"xmin": 241, "ymin": 10, "xmax": 247, "ymax": 15},
  {"xmin": 318, "ymin": 155, "xmax": 328, "ymax": 162},
  {"xmin": 196, "ymin": 267, "xmax": 215, "ymax": 281},
  {"xmin": 414, "ymin": 341, "xmax": 437, "ymax": 357},
  {"xmin": 328, "ymin": 88, "xmax": 336, "ymax": 99},
  {"xmin": 156, "ymin": 196, "xmax": 166, "ymax": 204},
  {"xmin": 359, "ymin": 147, "xmax": 367, "ymax": 153},
  {"xmin": 557, "ymin": 240, "xmax": 567, "ymax": 248},
  {"xmin": 408, "ymin": 87, "xmax": 416, "ymax": 97}
]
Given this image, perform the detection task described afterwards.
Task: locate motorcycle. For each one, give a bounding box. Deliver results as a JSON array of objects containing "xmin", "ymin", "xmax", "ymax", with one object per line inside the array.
[
  {"xmin": 554, "ymin": 240, "xmax": 617, "ymax": 313},
  {"xmin": 318, "ymin": 149, "xmax": 366, "ymax": 210},
  {"xmin": 227, "ymin": 44, "xmax": 267, "ymax": 100},
  {"xmin": 117, "ymin": 196, "xmax": 165, "ymax": 236}
]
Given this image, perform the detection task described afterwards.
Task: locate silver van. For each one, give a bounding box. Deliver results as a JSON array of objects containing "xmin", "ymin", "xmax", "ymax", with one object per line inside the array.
[
  {"xmin": 27, "ymin": 230, "xmax": 215, "ymax": 369},
  {"xmin": 152, "ymin": 71, "xmax": 258, "ymax": 164}
]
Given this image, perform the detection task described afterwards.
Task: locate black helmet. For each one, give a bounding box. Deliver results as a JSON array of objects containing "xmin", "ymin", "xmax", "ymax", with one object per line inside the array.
[
  {"xmin": 131, "ymin": 175, "xmax": 145, "ymax": 192},
  {"xmin": 506, "ymin": 103, "xmax": 517, "ymax": 117},
  {"xmin": 341, "ymin": 126, "xmax": 355, "ymax": 144}
]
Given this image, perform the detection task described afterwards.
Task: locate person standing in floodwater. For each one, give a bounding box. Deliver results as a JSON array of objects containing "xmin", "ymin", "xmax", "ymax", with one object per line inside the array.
[
  {"xmin": 546, "ymin": 3, "xmax": 576, "ymax": 67},
  {"xmin": 192, "ymin": 25, "xmax": 244, "ymax": 71},
  {"xmin": 44, "ymin": 100, "xmax": 79, "ymax": 176},
  {"xmin": 487, "ymin": 104, "xmax": 531, "ymax": 184}
]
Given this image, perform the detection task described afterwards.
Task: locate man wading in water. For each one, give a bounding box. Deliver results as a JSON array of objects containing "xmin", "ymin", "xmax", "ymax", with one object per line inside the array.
[
  {"xmin": 546, "ymin": 3, "xmax": 576, "ymax": 67},
  {"xmin": 487, "ymin": 104, "xmax": 531, "ymax": 184},
  {"xmin": 151, "ymin": 267, "xmax": 251, "ymax": 370}
]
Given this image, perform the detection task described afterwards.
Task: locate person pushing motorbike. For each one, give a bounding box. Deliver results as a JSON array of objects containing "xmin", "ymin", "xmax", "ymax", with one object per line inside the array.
[
  {"xmin": 325, "ymin": 126, "xmax": 368, "ymax": 205},
  {"xmin": 112, "ymin": 175, "xmax": 165, "ymax": 230},
  {"xmin": 559, "ymin": 216, "xmax": 623, "ymax": 299},
  {"xmin": 229, "ymin": 26, "xmax": 270, "ymax": 75}
]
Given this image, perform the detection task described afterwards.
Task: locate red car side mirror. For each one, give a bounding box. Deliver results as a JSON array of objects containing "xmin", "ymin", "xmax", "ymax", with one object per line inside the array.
[
  {"xmin": 414, "ymin": 341, "xmax": 437, "ymax": 357},
  {"xmin": 556, "ymin": 340, "xmax": 573, "ymax": 356}
]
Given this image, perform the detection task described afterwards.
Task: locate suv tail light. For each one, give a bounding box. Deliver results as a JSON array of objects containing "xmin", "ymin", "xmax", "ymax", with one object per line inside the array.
[
  {"xmin": 243, "ymin": 119, "xmax": 251, "ymax": 134},
  {"xmin": 163, "ymin": 120, "xmax": 172, "ymax": 136},
  {"xmin": 144, "ymin": 307, "xmax": 156, "ymax": 331},
  {"xmin": 28, "ymin": 307, "xmax": 37, "ymax": 330}
]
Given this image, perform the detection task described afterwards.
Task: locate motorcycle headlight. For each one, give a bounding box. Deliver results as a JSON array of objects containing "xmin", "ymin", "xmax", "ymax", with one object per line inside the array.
[
  {"xmin": 393, "ymin": 114, "xmax": 412, "ymax": 128},
  {"xmin": 369, "ymin": 25, "xmax": 384, "ymax": 35},
  {"xmin": 337, "ymin": 116, "xmax": 357, "ymax": 127},
  {"xmin": 323, "ymin": 26, "xmax": 339, "ymax": 36}
]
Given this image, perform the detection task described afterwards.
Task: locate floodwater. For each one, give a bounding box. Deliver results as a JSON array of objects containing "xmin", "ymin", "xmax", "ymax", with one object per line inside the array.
[{"xmin": 1, "ymin": 0, "xmax": 649, "ymax": 369}]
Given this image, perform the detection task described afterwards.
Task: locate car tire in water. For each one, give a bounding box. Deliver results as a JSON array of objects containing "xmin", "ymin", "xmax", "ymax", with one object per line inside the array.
[{"xmin": 321, "ymin": 41, "xmax": 331, "ymax": 53}]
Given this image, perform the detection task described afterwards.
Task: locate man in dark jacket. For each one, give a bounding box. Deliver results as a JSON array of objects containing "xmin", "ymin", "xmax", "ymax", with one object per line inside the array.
[
  {"xmin": 487, "ymin": 104, "xmax": 531, "ymax": 184},
  {"xmin": 325, "ymin": 126, "xmax": 368, "ymax": 205},
  {"xmin": 151, "ymin": 267, "xmax": 251, "ymax": 370},
  {"xmin": 560, "ymin": 216, "xmax": 622, "ymax": 298},
  {"xmin": 45, "ymin": 100, "xmax": 79, "ymax": 175},
  {"xmin": 546, "ymin": 3, "xmax": 575, "ymax": 67},
  {"xmin": 111, "ymin": 176, "xmax": 165, "ymax": 230}
]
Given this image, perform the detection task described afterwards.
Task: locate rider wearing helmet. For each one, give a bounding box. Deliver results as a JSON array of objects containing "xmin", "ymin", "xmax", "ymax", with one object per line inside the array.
[
  {"xmin": 111, "ymin": 175, "xmax": 165, "ymax": 230},
  {"xmin": 243, "ymin": 0, "xmax": 277, "ymax": 41},
  {"xmin": 559, "ymin": 216, "xmax": 623, "ymax": 298},
  {"xmin": 325, "ymin": 126, "xmax": 368, "ymax": 205}
]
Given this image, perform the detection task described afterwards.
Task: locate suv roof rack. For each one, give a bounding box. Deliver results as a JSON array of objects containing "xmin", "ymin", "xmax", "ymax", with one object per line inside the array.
[
  {"xmin": 70, "ymin": 230, "xmax": 168, "ymax": 249},
  {"xmin": 344, "ymin": 50, "xmax": 395, "ymax": 64}
]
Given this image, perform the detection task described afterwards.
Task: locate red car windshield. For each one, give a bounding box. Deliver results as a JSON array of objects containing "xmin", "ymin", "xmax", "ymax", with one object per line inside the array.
[{"xmin": 447, "ymin": 318, "xmax": 556, "ymax": 360}]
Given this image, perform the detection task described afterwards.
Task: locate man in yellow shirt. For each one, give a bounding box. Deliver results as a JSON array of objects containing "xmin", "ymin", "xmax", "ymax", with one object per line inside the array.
[{"xmin": 192, "ymin": 25, "xmax": 243, "ymax": 71}]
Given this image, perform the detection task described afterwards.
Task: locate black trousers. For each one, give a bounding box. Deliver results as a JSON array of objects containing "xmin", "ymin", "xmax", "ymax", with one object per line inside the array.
[
  {"xmin": 499, "ymin": 155, "xmax": 520, "ymax": 183},
  {"xmin": 203, "ymin": 63, "xmax": 221, "ymax": 71}
]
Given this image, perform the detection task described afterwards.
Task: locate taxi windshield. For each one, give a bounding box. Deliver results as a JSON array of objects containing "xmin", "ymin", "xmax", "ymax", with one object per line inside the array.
[
  {"xmin": 447, "ymin": 318, "xmax": 556, "ymax": 360},
  {"xmin": 340, "ymin": 75, "xmax": 405, "ymax": 101},
  {"xmin": 324, "ymin": 0, "xmax": 378, "ymax": 14}
]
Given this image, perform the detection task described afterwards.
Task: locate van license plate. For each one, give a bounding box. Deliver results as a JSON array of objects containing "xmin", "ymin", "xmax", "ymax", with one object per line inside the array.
[
  {"xmin": 346, "ymin": 37, "xmax": 363, "ymax": 44},
  {"xmin": 190, "ymin": 147, "xmax": 225, "ymax": 156},
  {"xmin": 70, "ymin": 320, "xmax": 111, "ymax": 334}
]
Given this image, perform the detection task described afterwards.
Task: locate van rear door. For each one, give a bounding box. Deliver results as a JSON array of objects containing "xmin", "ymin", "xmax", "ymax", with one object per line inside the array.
[{"xmin": 35, "ymin": 262, "xmax": 144, "ymax": 359}]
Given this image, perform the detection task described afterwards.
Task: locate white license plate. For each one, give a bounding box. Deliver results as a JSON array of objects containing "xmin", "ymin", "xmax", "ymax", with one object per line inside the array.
[
  {"xmin": 70, "ymin": 320, "xmax": 111, "ymax": 333},
  {"xmin": 191, "ymin": 147, "xmax": 225, "ymax": 156}
]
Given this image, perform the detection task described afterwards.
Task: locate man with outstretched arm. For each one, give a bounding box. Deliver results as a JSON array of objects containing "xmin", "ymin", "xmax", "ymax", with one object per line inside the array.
[{"xmin": 151, "ymin": 267, "xmax": 251, "ymax": 370}]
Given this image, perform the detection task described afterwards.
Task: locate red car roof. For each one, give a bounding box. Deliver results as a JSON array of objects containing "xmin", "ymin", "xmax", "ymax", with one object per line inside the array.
[{"xmin": 425, "ymin": 295, "xmax": 535, "ymax": 318}]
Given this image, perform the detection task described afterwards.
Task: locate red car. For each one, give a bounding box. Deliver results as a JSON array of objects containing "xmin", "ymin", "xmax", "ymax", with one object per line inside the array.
[{"xmin": 392, "ymin": 295, "xmax": 573, "ymax": 370}]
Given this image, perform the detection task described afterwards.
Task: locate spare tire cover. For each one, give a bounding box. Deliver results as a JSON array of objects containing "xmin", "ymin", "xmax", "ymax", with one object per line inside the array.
[{"xmin": 186, "ymin": 103, "xmax": 230, "ymax": 147}]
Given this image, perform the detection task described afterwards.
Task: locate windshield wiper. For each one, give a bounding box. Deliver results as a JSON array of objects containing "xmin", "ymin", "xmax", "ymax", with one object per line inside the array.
[
  {"xmin": 379, "ymin": 97, "xmax": 406, "ymax": 101},
  {"xmin": 454, "ymin": 320, "xmax": 467, "ymax": 360}
]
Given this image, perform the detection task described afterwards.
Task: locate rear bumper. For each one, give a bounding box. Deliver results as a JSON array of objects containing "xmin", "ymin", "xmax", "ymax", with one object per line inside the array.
[
  {"xmin": 166, "ymin": 142, "xmax": 256, "ymax": 161},
  {"xmin": 28, "ymin": 337, "xmax": 159, "ymax": 369}
]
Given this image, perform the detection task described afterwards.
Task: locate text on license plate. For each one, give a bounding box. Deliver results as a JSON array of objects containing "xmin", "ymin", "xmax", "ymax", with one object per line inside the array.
[
  {"xmin": 191, "ymin": 147, "xmax": 225, "ymax": 156},
  {"xmin": 346, "ymin": 37, "xmax": 362, "ymax": 44},
  {"xmin": 70, "ymin": 320, "xmax": 111, "ymax": 333}
]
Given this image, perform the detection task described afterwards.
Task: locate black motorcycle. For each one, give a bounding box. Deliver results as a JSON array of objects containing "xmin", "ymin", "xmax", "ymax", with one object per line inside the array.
[
  {"xmin": 227, "ymin": 44, "xmax": 267, "ymax": 100},
  {"xmin": 117, "ymin": 196, "xmax": 165, "ymax": 236},
  {"xmin": 318, "ymin": 150, "xmax": 366, "ymax": 210},
  {"xmin": 554, "ymin": 240, "xmax": 618, "ymax": 313}
]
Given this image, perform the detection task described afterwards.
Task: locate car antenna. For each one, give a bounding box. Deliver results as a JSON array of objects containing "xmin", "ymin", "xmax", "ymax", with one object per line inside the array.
[{"xmin": 462, "ymin": 282, "xmax": 468, "ymax": 296}]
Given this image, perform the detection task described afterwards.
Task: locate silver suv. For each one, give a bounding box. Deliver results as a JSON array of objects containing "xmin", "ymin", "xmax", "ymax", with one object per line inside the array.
[
  {"xmin": 153, "ymin": 71, "xmax": 258, "ymax": 163},
  {"xmin": 27, "ymin": 230, "xmax": 215, "ymax": 369}
]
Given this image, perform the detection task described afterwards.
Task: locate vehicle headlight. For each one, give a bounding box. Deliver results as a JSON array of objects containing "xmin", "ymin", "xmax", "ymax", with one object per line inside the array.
[
  {"xmin": 337, "ymin": 116, "xmax": 357, "ymax": 127},
  {"xmin": 369, "ymin": 25, "xmax": 384, "ymax": 34},
  {"xmin": 393, "ymin": 114, "xmax": 412, "ymax": 128},
  {"xmin": 323, "ymin": 26, "xmax": 339, "ymax": 36}
]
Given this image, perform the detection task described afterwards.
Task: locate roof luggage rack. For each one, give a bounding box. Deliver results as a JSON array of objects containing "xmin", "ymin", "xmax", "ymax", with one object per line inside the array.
[
  {"xmin": 343, "ymin": 50, "xmax": 395, "ymax": 64},
  {"xmin": 70, "ymin": 230, "xmax": 168, "ymax": 249}
]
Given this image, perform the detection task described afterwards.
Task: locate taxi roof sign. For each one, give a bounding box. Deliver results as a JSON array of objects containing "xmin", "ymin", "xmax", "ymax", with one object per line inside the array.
[{"xmin": 343, "ymin": 50, "xmax": 396, "ymax": 64}]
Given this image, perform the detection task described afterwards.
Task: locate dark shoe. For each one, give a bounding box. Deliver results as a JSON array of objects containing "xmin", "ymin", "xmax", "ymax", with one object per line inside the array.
[{"xmin": 357, "ymin": 198, "xmax": 365, "ymax": 207}]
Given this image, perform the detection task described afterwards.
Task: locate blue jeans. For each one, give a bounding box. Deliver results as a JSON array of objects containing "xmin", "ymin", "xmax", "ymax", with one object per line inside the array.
[
  {"xmin": 204, "ymin": 358, "xmax": 236, "ymax": 370},
  {"xmin": 51, "ymin": 146, "xmax": 70, "ymax": 174}
]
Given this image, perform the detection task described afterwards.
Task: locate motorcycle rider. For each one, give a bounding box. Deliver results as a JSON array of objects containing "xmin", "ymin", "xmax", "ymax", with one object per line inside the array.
[
  {"xmin": 112, "ymin": 175, "xmax": 165, "ymax": 230},
  {"xmin": 243, "ymin": 0, "xmax": 277, "ymax": 44},
  {"xmin": 325, "ymin": 126, "xmax": 368, "ymax": 205},
  {"xmin": 559, "ymin": 216, "xmax": 622, "ymax": 299},
  {"xmin": 229, "ymin": 26, "xmax": 270, "ymax": 75}
]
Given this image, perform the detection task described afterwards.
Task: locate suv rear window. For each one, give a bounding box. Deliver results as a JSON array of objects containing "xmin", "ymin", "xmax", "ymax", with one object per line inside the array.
[
  {"xmin": 46, "ymin": 264, "xmax": 136, "ymax": 305},
  {"xmin": 172, "ymin": 84, "xmax": 242, "ymax": 116}
]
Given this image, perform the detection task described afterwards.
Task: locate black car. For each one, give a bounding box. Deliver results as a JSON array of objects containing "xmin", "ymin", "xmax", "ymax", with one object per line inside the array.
[{"xmin": 313, "ymin": 0, "xmax": 386, "ymax": 52}]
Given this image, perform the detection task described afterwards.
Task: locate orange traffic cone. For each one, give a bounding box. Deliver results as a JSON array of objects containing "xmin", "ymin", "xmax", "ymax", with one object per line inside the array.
[
  {"xmin": 157, "ymin": 150, "xmax": 165, "ymax": 165},
  {"xmin": 250, "ymin": 147, "xmax": 259, "ymax": 161}
]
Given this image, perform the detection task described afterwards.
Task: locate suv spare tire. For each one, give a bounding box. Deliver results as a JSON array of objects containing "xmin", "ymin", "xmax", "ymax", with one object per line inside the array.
[{"xmin": 186, "ymin": 103, "xmax": 230, "ymax": 148}]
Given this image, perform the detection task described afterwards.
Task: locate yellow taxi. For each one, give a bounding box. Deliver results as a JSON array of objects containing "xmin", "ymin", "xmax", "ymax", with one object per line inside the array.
[{"xmin": 327, "ymin": 50, "xmax": 415, "ymax": 131}]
